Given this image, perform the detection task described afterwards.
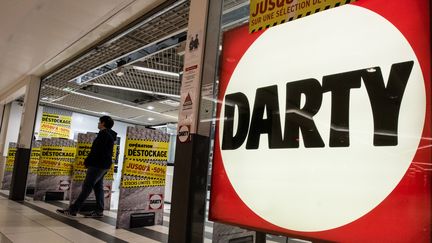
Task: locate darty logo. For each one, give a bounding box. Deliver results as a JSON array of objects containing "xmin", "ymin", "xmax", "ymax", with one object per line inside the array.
[
  {"xmin": 149, "ymin": 194, "xmax": 163, "ymax": 210},
  {"xmin": 218, "ymin": 5, "xmax": 426, "ymax": 232},
  {"xmin": 222, "ymin": 61, "xmax": 413, "ymax": 149}
]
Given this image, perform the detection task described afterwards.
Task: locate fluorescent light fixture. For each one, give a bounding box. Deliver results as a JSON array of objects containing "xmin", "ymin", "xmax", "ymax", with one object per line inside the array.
[
  {"xmin": 132, "ymin": 65, "xmax": 180, "ymax": 78},
  {"xmin": 159, "ymin": 99, "xmax": 180, "ymax": 107},
  {"xmin": 69, "ymin": 90, "xmax": 123, "ymax": 105},
  {"xmin": 90, "ymin": 83, "xmax": 180, "ymax": 99},
  {"xmin": 147, "ymin": 106, "xmax": 154, "ymax": 110},
  {"xmin": 44, "ymin": 85, "xmax": 177, "ymax": 120}
]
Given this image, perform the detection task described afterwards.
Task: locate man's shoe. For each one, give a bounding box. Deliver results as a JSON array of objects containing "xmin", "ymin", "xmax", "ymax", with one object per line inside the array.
[
  {"xmin": 56, "ymin": 209, "xmax": 77, "ymax": 217},
  {"xmin": 82, "ymin": 211, "xmax": 104, "ymax": 218}
]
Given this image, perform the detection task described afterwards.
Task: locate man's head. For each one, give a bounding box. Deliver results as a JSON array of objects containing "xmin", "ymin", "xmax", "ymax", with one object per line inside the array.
[{"xmin": 98, "ymin": 116, "xmax": 114, "ymax": 130}]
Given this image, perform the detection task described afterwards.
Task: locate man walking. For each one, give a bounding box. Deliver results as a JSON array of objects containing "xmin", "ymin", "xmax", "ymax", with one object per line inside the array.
[{"xmin": 57, "ymin": 116, "xmax": 117, "ymax": 218}]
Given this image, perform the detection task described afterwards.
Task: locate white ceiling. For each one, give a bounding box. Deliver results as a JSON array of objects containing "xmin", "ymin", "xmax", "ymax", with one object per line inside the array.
[{"xmin": 0, "ymin": 0, "xmax": 164, "ymax": 95}]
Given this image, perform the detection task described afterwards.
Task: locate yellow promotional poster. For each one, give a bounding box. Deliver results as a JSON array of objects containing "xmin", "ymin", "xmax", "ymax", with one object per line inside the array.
[
  {"xmin": 5, "ymin": 147, "xmax": 17, "ymax": 172},
  {"xmin": 121, "ymin": 137, "xmax": 168, "ymax": 188},
  {"xmin": 41, "ymin": 146, "xmax": 76, "ymax": 159},
  {"xmin": 37, "ymin": 170, "xmax": 72, "ymax": 176},
  {"xmin": 106, "ymin": 163, "xmax": 115, "ymax": 180},
  {"xmin": 125, "ymin": 139, "xmax": 169, "ymax": 161},
  {"xmin": 29, "ymin": 147, "xmax": 41, "ymax": 174},
  {"xmin": 73, "ymin": 173, "xmax": 86, "ymax": 181},
  {"xmin": 73, "ymin": 143, "xmax": 115, "ymax": 181},
  {"xmin": 39, "ymin": 159, "xmax": 73, "ymax": 171},
  {"xmin": 249, "ymin": 0, "xmax": 356, "ymax": 33},
  {"xmin": 74, "ymin": 142, "xmax": 92, "ymax": 172},
  {"xmin": 112, "ymin": 144, "xmax": 118, "ymax": 160},
  {"xmin": 38, "ymin": 146, "xmax": 76, "ymax": 176},
  {"xmin": 39, "ymin": 112, "xmax": 72, "ymax": 138},
  {"xmin": 122, "ymin": 178, "xmax": 165, "ymax": 188}
]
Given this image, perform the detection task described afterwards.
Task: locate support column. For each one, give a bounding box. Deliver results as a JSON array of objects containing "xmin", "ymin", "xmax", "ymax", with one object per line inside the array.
[
  {"xmin": 9, "ymin": 76, "xmax": 41, "ymax": 201},
  {"xmin": 168, "ymin": 0, "xmax": 223, "ymax": 242},
  {"xmin": 0, "ymin": 104, "xmax": 11, "ymax": 187}
]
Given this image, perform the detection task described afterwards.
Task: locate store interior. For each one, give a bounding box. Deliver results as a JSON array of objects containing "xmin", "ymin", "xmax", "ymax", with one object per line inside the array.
[{"xmin": 0, "ymin": 0, "xmax": 251, "ymax": 206}]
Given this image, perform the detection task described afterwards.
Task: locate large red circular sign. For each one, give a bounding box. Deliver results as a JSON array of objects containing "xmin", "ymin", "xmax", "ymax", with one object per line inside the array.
[{"xmin": 210, "ymin": 0, "xmax": 430, "ymax": 242}]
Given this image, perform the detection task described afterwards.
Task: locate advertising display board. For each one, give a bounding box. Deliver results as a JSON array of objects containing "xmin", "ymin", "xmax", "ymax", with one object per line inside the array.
[
  {"xmin": 249, "ymin": 0, "xmax": 356, "ymax": 33},
  {"xmin": 1, "ymin": 143, "xmax": 17, "ymax": 190},
  {"xmin": 26, "ymin": 141, "xmax": 42, "ymax": 190},
  {"xmin": 34, "ymin": 138, "xmax": 76, "ymax": 200},
  {"xmin": 210, "ymin": 0, "xmax": 431, "ymax": 242},
  {"xmin": 70, "ymin": 133, "xmax": 117, "ymax": 210},
  {"xmin": 116, "ymin": 127, "xmax": 169, "ymax": 229},
  {"xmin": 39, "ymin": 107, "xmax": 72, "ymax": 139}
]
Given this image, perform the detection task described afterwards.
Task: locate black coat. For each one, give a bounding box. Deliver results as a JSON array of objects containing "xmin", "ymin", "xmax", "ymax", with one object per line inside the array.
[{"xmin": 84, "ymin": 129, "xmax": 117, "ymax": 169}]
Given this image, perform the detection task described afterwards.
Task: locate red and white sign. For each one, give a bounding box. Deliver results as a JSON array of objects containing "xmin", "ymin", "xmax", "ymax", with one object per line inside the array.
[
  {"xmin": 209, "ymin": 0, "xmax": 430, "ymax": 242},
  {"xmin": 149, "ymin": 194, "xmax": 163, "ymax": 210},
  {"xmin": 58, "ymin": 180, "xmax": 70, "ymax": 191},
  {"xmin": 103, "ymin": 185, "xmax": 111, "ymax": 198}
]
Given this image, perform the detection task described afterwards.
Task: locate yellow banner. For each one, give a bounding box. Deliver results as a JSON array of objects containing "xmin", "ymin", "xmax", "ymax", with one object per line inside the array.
[
  {"xmin": 41, "ymin": 146, "xmax": 76, "ymax": 159},
  {"xmin": 112, "ymin": 144, "xmax": 118, "ymax": 160},
  {"xmin": 106, "ymin": 163, "xmax": 115, "ymax": 180},
  {"xmin": 74, "ymin": 142, "xmax": 91, "ymax": 172},
  {"xmin": 37, "ymin": 169, "xmax": 71, "ymax": 176},
  {"xmin": 5, "ymin": 147, "xmax": 17, "ymax": 172},
  {"xmin": 40, "ymin": 112, "xmax": 71, "ymax": 138},
  {"xmin": 123, "ymin": 159, "xmax": 166, "ymax": 179},
  {"xmin": 29, "ymin": 147, "xmax": 41, "ymax": 174},
  {"xmin": 73, "ymin": 158, "xmax": 86, "ymax": 172},
  {"xmin": 7, "ymin": 148, "xmax": 16, "ymax": 159},
  {"xmin": 121, "ymin": 138, "xmax": 168, "ymax": 188},
  {"xmin": 125, "ymin": 139, "xmax": 169, "ymax": 161},
  {"xmin": 77, "ymin": 143, "xmax": 92, "ymax": 157},
  {"xmin": 39, "ymin": 159, "xmax": 73, "ymax": 171},
  {"xmin": 73, "ymin": 172, "xmax": 86, "ymax": 181},
  {"xmin": 121, "ymin": 179, "xmax": 166, "ymax": 188},
  {"xmin": 249, "ymin": 0, "xmax": 356, "ymax": 33}
]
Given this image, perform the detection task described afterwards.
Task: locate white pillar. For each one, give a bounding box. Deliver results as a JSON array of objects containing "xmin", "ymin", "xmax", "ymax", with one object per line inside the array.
[{"xmin": 9, "ymin": 76, "xmax": 41, "ymax": 200}]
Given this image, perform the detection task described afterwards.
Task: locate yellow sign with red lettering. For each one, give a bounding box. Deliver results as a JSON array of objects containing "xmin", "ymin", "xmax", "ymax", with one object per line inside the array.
[
  {"xmin": 125, "ymin": 139, "xmax": 169, "ymax": 161},
  {"xmin": 249, "ymin": 0, "xmax": 356, "ymax": 33},
  {"xmin": 5, "ymin": 147, "xmax": 17, "ymax": 172},
  {"xmin": 121, "ymin": 138, "xmax": 168, "ymax": 188},
  {"xmin": 29, "ymin": 147, "xmax": 41, "ymax": 174},
  {"xmin": 122, "ymin": 178, "xmax": 165, "ymax": 188},
  {"xmin": 39, "ymin": 112, "xmax": 71, "ymax": 138},
  {"xmin": 38, "ymin": 146, "xmax": 76, "ymax": 176},
  {"xmin": 123, "ymin": 159, "xmax": 166, "ymax": 179}
]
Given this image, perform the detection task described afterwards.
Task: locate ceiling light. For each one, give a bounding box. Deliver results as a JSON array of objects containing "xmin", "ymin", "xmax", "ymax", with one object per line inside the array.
[
  {"xmin": 147, "ymin": 106, "xmax": 154, "ymax": 110},
  {"xmin": 132, "ymin": 65, "xmax": 180, "ymax": 78},
  {"xmin": 90, "ymin": 83, "xmax": 180, "ymax": 99},
  {"xmin": 61, "ymin": 89, "xmax": 177, "ymax": 119},
  {"xmin": 159, "ymin": 99, "xmax": 180, "ymax": 107},
  {"xmin": 148, "ymin": 117, "xmax": 154, "ymax": 121}
]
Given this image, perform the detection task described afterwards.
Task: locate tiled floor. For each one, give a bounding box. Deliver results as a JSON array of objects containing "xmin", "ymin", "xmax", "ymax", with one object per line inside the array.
[{"xmin": 0, "ymin": 190, "xmax": 291, "ymax": 242}]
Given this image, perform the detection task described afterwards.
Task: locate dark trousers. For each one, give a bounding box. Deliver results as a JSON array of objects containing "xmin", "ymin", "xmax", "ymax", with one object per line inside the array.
[{"xmin": 69, "ymin": 166, "xmax": 108, "ymax": 213}]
